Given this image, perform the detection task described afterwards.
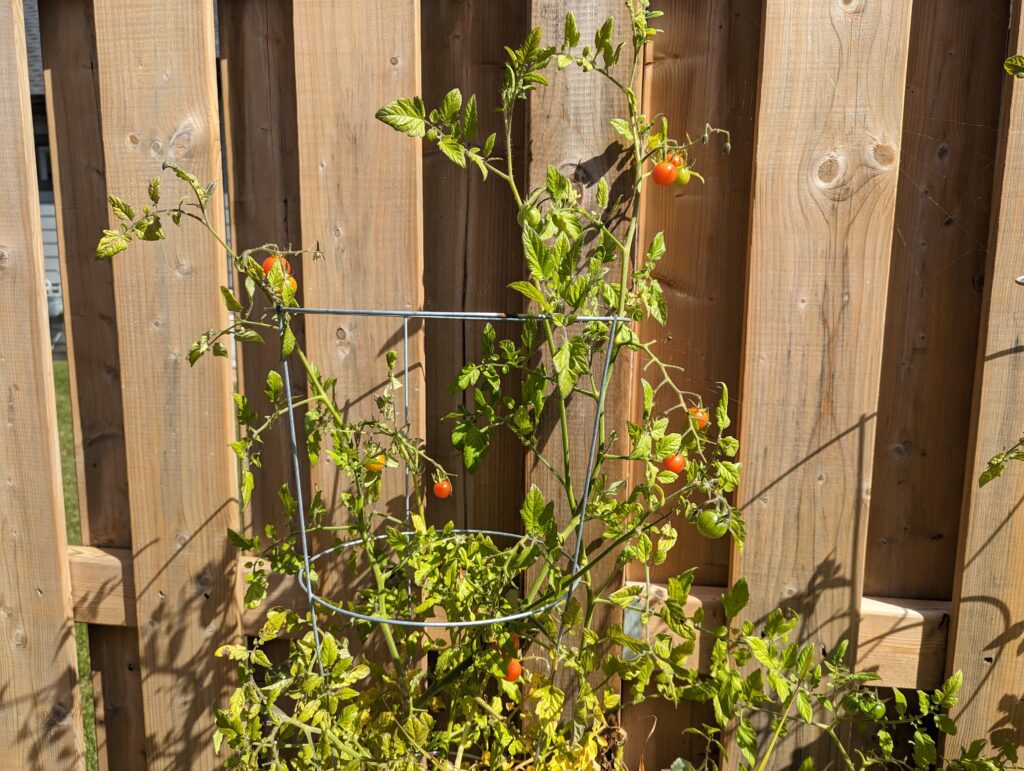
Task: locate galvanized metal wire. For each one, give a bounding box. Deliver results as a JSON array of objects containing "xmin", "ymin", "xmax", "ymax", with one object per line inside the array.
[{"xmin": 275, "ymin": 305, "xmax": 626, "ymax": 666}]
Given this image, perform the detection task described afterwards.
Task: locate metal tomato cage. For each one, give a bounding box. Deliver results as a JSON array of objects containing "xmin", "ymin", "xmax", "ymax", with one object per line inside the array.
[{"xmin": 275, "ymin": 305, "xmax": 627, "ymax": 674}]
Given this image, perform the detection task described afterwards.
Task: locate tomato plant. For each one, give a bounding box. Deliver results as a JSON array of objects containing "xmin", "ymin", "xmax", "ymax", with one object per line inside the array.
[{"xmin": 97, "ymin": 2, "xmax": 1014, "ymax": 769}]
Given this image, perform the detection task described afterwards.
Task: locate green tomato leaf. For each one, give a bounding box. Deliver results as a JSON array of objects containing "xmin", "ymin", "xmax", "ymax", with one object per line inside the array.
[
  {"xmin": 464, "ymin": 93, "xmax": 478, "ymax": 140},
  {"xmin": 563, "ymin": 11, "xmax": 580, "ymax": 48},
  {"xmin": 508, "ymin": 280, "xmax": 548, "ymax": 308},
  {"xmin": 108, "ymin": 194, "xmax": 135, "ymax": 221},
  {"xmin": 440, "ymin": 88, "xmax": 462, "ymax": 124},
  {"xmin": 280, "ymin": 323, "xmax": 296, "ymax": 359},
  {"xmin": 609, "ymin": 118, "xmax": 633, "ymax": 145},
  {"xmin": 1005, "ymin": 55, "xmax": 1024, "ymax": 77},
  {"xmin": 96, "ymin": 229, "xmax": 131, "ymax": 260},
  {"xmin": 597, "ymin": 176, "xmax": 609, "ymax": 209},
  {"xmin": 375, "ymin": 96, "xmax": 427, "ymax": 137},
  {"xmin": 716, "ymin": 383, "xmax": 731, "ymax": 430},
  {"xmin": 722, "ymin": 578, "xmax": 749, "ymax": 620},
  {"xmin": 220, "ymin": 285, "xmax": 243, "ymax": 313},
  {"xmin": 438, "ymin": 135, "xmax": 467, "ymax": 168}
]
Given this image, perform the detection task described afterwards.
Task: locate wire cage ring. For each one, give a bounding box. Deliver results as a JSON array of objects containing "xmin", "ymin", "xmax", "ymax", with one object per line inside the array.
[{"xmin": 274, "ymin": 306, "xmax": 625, "ymax": 670}]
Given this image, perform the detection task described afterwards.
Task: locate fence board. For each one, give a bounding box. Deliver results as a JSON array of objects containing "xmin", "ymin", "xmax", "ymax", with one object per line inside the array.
[
  {"xmin": 421, "ymin": 0, "xmax": 528, "ymax": 535},
  {"xmin": 292, "ymin": 1, "xmax": 425, "ymax": 609},
  {"xmin": 624, "ymin": 2, "xmax": 761, "ymax": 764},
  {"xmin": 866, "ymin": 0, "xmax": 1009, "ymax": 601},
  {"xmin": 0, "ymin": 0, "xmax": 84, "ymax": 766},
  {"xmin": 38, "ymin": 0, "xmax": 147, "ymax": 765},
  {"xmin": 92, "ymin": 2, "xmax": 241, "ymax": 768},
  {"xmin": 948, "ymin": 1, "xmax": 1024, "ymax": 752},
  {"xmin": 525, "ymin": 0, "xmax": 634, "ymax": 690},
  {"xmin": 218, "ymin": 0, "xmax": 304, "ymax": 541},
  {"xmin": 732, "ymin": 0, "xmax": 913, "ymax": 765}
]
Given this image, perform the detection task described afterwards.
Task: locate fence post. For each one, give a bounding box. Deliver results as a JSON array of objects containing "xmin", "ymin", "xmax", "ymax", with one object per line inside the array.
[
  {"xmin": 92, "ymin": 1, "xmax": 242, "ymax": 767},
  {"xmin": 731, "ymin": 0, "xmax": 913, "ymax": 765},
  {"xmin": 0, "ymin": 0, "xmax": 85, "ymax": 766},
  {"xmin": 948, "ymin": 0, "xmax": 1024, "ymax": 751}
]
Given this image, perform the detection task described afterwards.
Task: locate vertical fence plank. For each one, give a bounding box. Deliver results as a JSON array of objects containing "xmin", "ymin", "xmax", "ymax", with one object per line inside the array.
[
  {"xmin": 421, "ymin": 0, "xmax": 527, "ymax": 535},
  {"xmin": 732, "ymin": 0, "xmax": 912, "ymax": 764},
  {"xmin": 866, "ymin": 0, "xmax": 1008, "ymax": 602},
  {"xmin": 948, "ymin": 1, "xmax": 1024, "ymax": 752},
  {"xmin": 92, "ymin": 1, "xmax": 241, "ymax": 767},
  {"xmin": 623, "ymin": 3, "xmax": 762, "ymax": 767},
  {"xmin": 525, "ymin": 0, "xmax": 635, "ymax": 713},
  {"xmin": 0, "ymin": 0, "xmax": 84, "ymax": 766},
  {"xmin": 38, "ymin": 0, "xmax": 147, "ymax": 766},
  {"xmin": 635, "ymin": 0, "xmax": 761, "ymax": 588},
  {"xmin": 292, "ymin": 1, "xmax": 424, "ymax": 604},
  {"xmin": 218, "ymin": 0, "xmax": 303, "ymax": 539}
]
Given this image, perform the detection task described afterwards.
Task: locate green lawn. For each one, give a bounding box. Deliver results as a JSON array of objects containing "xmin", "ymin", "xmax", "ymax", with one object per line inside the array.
[{"xmin": 53, "ymin": 360, "xmax": 99, "ymax": 770}]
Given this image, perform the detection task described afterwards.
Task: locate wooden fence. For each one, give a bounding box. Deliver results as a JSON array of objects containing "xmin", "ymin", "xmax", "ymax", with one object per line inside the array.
[{"xmin": 1, "ymin": 0, "xmax": 1023, "ymax": 768}]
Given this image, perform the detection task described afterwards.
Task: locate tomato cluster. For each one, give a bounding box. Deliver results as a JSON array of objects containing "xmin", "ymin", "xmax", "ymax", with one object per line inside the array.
[
  {"xmin": 263, "ymin": 255, "xmax": 297, "ymax": 293},
  {"xmin": 651, "ymin": 152, "xmax": 693, "ymax": 188}
]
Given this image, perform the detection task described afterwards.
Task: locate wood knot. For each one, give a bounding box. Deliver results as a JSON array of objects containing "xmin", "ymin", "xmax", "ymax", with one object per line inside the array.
[
  {"xmin": 836, "ymin": 0, "xmax": 864, "ymax": 13},
  {"xmin": 813, "ymin": 150, "xmax": 853, "ymax": 200},
  {"xmin": 0, "ymin": 247, "xmax": 10, "ymax": 270},
  {"xmin": 869, "ymin": 142, "xmax": 897, "ymax": 169}
]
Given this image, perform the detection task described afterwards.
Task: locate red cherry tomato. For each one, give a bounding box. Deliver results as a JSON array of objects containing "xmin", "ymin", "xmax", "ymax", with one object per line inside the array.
[
  {"xmin": 262, "ymin": 255, "xmax": 292, "ymax": 276},
  {"xmin": 504, "ymin": 658, "xmax": 523, "ymax": 682},
  {"xmin": 689, "ymin": 406, "xmax": 709, "ymax": 431},
  {"xmin": 433, "ymin": 478, "xmax": 452, "ymax": 499},
  {"xmin": 663, "ymin": 453, "xmax": 686, "ymax": 474},
  {"xmin": 667, "ymin": 153, "xmax": 685, "ymax": 167},
  {"xmin": 652, "ymin": 161, "xmax": 677, "ymax": 186}
]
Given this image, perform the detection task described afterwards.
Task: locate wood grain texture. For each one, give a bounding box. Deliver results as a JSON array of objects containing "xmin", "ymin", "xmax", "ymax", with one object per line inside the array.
[
  {"xmin": 219, "ymin": 0, "xmax": 305, "ymax": 540},
  {"xmin": 69, "ymin": 547, "xmax": 303, "ymax": 634},
  {"xmin": 421, "ymin": 0, "xmax": 527, "ymax": 535},
  {"xmin": 38, "ymin": 0, "xmax": 147, "ymax": 765},
  {"xmin": 525, "ymin": 0, "xmax": 635, "ymax": 687},
  {"xmin": 947, "ymin": 0, "xmax": 1024, "ymax": 754},
  {"xmin": 866, "ymin": 0, "xmax": 1009, "ymax": 601},
  {"xmin": 625, "ymin": 4, "xmax": 762, "ymax": 764},
  {"xmin": 0, "ymin": 1, "xmax": 85, "ymax": 766},
  {"xmin": 634, "ymin": 0, "xmax": 762, "ymax": 588},
  {"xmin": 857, "ymin": 596, "xmax": 948, "ymax": 690},
  {"xmin": 92, "ymin": 1, "xmax": 241, "ymax": 767},
  {"xmin": 292, "ymin": 1, "xmax": 424, "ymax": 610},
  {"xmin": 732, "ymin": 0, "xmax": 913, "ymax": 764}
]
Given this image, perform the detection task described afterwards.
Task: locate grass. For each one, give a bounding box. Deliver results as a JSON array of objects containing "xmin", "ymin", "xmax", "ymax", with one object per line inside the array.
[{"xmin": 53, "ymin": 359, "xmax": 99, "ymax": 770}]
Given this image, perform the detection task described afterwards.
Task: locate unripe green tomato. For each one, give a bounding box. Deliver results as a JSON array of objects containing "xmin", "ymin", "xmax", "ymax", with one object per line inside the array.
[
  {"xmin": 518, "ymin": 205, "xmax": 542, "ymax": 229},
  {"xmin": 674, "ymin": 166, "xmax": 692, "ymax": 187},
  {"xmin": 695, "ymin": 509, "xmax": 728, "ymax": 539},
  {"xmin": 871, "ymin": 703, "xmax": 886, "ymax": 720}
]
